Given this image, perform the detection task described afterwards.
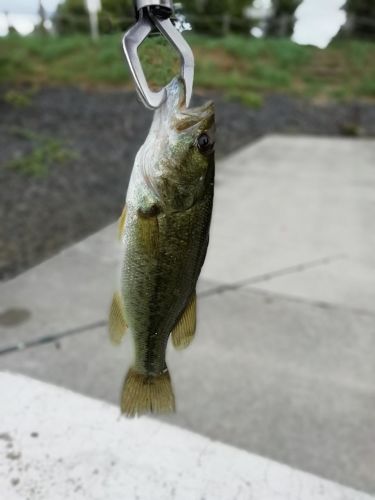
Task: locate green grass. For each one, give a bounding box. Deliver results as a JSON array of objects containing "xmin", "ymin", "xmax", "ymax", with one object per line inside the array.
[
  {"xmin": 4, "ymin": 127, "xmax": 76, "ymax": 177},
  {"xmin": 357, "ymin": 75, "xmax": 375, "ymax": 97},
  {"xmin": 0, "ymin": 33, "xmax": 374, "ymax": 104},
  {"xmin": 2, "ymin": 85, "xmax": 39, "ymax": 108}
]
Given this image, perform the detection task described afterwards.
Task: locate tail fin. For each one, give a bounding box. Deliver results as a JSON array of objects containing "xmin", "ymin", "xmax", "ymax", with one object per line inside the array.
[{"xmin": 121, "ymin": 367, "xmax": 175, "ymax": 417}]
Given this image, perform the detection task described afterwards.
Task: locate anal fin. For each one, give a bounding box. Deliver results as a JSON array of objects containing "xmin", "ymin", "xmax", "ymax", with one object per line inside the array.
[
  {"xmin": 109, "ymin": 292, "xmax": 128, "ymax": 345},
  {"xmin": 171, "ymin": 292, "xmax": 196, "ymax": 350}
]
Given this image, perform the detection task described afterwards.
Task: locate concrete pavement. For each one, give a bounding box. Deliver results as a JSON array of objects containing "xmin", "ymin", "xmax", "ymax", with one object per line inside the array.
[
  {"xmin": 2, "ymin": 372, "xmax": 374, "ymax": 500},
  {"xmin": 0, "ymin": 136, "xmax": 374, "ymax": 494}
]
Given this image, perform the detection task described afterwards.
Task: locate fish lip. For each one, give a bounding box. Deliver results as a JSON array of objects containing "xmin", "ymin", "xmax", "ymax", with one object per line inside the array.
[
  {"xmin": 169, "ymin": 77, "xmax": 214, "ymax": 117},
  {"xmin": 181, "ymin": 99, "xmax": 214, "ymax": 116},
  {"xmin": 160, "ymin": 77, "xmax": 215, "ymax": 131},
  {"xmin": 176, "ymin": 76, "xmax": 186, "ymax": 110},
  {"xmin": 163, "ymin": 76, "xmax": 186, "ymax": 113},
  {"xmin": 174, "ymin": 100, "xmax": 215, "ymax": 131}
]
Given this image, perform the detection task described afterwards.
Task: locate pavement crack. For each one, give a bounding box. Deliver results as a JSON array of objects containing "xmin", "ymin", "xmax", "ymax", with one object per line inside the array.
[
  {"xmin": 200, "ymin": 253, "xmax": 347, "ymax": 299},
  {"xmin": 0, "ymin": 254, "xmax": 351, "ymax": 357},
  {"xmin": 0, "ymin": 320, "xmax": 106, "ymax": 356}
]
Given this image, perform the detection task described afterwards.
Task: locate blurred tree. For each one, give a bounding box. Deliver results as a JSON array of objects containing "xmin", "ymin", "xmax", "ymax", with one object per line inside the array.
[
  {"xmin": 345, "ymin": 0, "xmax": 375, "ymax": 38},
  {"xmin": 182, "ymin": 0, "xmax": 253, "ymax": 35},
  {"xmin": 35, "ymin": 0, "xmax": 48, "ymax": 35},
  {"xmin": 267, "ymin": 0, "xmax": 301, "ymax": 36},
  {"xmin": 98, "ymin": 0, "xmax": 134, "ymax": 33},
  {"xmin": 54, "ymin": 0, "xmax": 134, "ymax": 35},
  {"xmin": 55, "ymin": 0, "xmax": 90, "ymax": 34}
]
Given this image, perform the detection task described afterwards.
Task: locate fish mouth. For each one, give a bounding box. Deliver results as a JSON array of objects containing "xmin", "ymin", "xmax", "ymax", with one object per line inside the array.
[
  {"xmin": 175, "ymin": 100, "xmax": 214, "ymax": 132},
  {"xmin": 156, "ymin": 77, "xmax": 214, "ymax": 133},
  {"xmin": 171, "ymin": 77, "xmax": 214, "ymax": 131}
]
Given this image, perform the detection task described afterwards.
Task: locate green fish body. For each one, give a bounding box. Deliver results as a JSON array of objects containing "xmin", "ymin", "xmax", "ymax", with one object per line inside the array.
[{"xmin": 109, "ymin": 78, "xmax": 215, "ymax": 416}]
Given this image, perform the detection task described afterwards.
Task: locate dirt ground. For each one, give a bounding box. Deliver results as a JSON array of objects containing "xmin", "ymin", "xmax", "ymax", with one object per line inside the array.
[{"xmin": 1, "ymin": 85, "xmax": 374, "ymax": 281}]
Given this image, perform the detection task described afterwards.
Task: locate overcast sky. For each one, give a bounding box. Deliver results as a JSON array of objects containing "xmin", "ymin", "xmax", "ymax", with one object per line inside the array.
[
  {"xmin": 0, "ymin": 0, "xmax": 347, "ymax": 48},
  {"xmin": 293, "ymin": 0, "xmax": 346, "ymax": 48},
  {"xmin": 0, "ymin": 0, "xmax": 62, "ymax": 15}
]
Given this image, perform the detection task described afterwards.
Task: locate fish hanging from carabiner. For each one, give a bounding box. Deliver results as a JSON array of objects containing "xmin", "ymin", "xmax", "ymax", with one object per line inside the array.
[{"xmin": 109, "ymin": 0, "xmax": 215, "ymax": 417}]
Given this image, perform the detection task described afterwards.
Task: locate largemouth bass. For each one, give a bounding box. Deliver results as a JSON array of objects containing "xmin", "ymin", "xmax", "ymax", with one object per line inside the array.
[{"xmin": 109, "ymin": 77, "xmax": 215, "ymax": 417}]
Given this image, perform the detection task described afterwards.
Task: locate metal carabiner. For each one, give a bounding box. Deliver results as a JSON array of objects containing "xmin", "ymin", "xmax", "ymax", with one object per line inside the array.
[{"xmin": 122, "ymin": 0, "xmax": 194, "ymax": 110}]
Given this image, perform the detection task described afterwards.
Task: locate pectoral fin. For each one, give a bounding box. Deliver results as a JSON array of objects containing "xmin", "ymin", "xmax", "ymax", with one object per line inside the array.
[
  {"xmin": 118, "ymin": 205, "xmax": 127, "ymax": 240},
  {"xmin": 137, "ymin": 211, "xmax": 159, "ymax": 256},
  {"xmin": 109, "ymin": 292, "xmax": 128, "ymax": 345},
  {"xmin": 171, "ymin": 292, "xmax": 196, "ymax": 350}
]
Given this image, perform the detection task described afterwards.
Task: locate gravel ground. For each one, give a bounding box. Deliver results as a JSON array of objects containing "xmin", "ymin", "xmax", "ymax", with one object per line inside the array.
[{"xmin": 1, "ymin": 86, "xmax": 374, "ymax": 281}]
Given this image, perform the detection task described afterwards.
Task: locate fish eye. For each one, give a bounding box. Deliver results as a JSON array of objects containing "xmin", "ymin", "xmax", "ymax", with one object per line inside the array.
[{"xmin": 197, "ymin": 133, "xmax": 213, "ymax": 154}]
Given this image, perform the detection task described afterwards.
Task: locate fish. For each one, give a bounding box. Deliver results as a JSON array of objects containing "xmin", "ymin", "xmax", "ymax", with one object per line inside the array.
[{"xmin": 109, "ymin": 77, "xmax": 215, "ymax": 417}]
